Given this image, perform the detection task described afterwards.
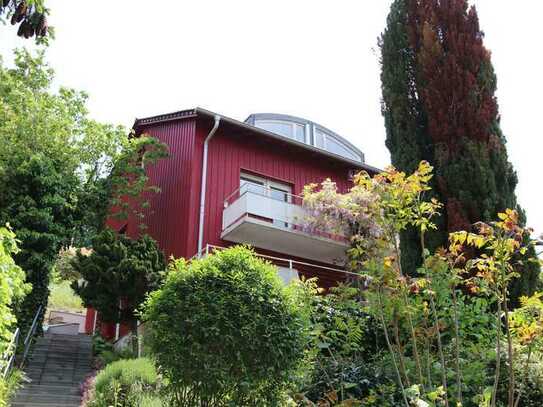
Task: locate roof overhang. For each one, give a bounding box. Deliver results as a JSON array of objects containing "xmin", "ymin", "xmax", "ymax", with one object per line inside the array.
[{"xmin": 133, "ymin": 107, "xmax": 382, "ymax": 174}]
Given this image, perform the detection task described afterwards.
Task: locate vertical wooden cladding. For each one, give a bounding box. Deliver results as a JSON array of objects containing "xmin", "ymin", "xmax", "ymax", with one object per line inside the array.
[
  {"xmin": 198, "ymin": 120, "xmax": 355, "ymax": 262},
  {"xmin": 136, "ymin": 114, "xmax": 360, "ymax": 280},
  {"xmin": 134, "ymin": 118, "xmax": 197, "ymax": 259}
]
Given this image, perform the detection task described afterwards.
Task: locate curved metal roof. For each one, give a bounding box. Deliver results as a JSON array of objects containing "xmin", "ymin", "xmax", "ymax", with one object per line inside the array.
[{"xmin": 245, "ymin": 113, "xmax": 365, "ymax": 163}]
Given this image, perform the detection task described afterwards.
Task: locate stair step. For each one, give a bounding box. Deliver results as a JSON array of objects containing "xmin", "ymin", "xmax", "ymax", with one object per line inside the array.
[
  {"xmin": 14, "ymin": 333, "xmax": 93, "ymax": 406},
  {"xmin": 13, "ymin": 393, "xmax": 81, "ymax": 403},
  {"xmin": 16, "ymin": 384, "xmax": 81, "ymax": 396},
  {"xmin": 11, "ymin": 401, "xmax": 80, "ymax": 407}
]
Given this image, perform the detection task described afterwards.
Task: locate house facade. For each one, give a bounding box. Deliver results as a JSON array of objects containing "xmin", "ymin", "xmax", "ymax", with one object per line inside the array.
[{"xmin": 85, "ymin": 107, "xmax": 379, "ymax": 336}]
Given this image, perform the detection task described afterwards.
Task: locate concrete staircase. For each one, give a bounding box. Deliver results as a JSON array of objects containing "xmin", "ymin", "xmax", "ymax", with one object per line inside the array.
[{"xmin": 12, "ymin": 333, "xmax": 93, "ymax": 407}]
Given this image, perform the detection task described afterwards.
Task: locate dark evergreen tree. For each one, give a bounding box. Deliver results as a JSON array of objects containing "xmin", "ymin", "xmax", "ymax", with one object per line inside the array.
[
  {"xmin": 0, "ymin": 155, "xmax": 78, "ymax": 334},
  {"xmin": 380, "ymin": 0, "xmax": 539, "ymax": 301},
  {"xmin": 72, "ymin": 229, "xmax": 166, "ymax": 336}
]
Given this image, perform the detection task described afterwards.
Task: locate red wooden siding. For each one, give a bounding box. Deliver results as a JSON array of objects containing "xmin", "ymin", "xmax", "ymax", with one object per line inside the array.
[
  {"xmin": 196, "ymin": 120, "xmax": 354, "ymax": 252},
  {"xmin": 131, "ymin": 114, "xmax": 361, "ymax": 284},
  {"xmin": 133, "ymin": 118, "xmax": 197, "ymax": 259}
]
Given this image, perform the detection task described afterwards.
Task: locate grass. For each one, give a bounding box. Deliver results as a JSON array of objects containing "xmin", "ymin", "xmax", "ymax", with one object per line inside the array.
[{"xmin": 47, "ymin": 280, "xmax": 85, "ymax": 314}]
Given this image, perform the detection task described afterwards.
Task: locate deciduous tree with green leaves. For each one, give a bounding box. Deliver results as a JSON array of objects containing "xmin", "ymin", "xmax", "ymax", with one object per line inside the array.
[
  {"xmin": 0, "ymin": 225, "xmax": 30, "ymax": 355},
  {"xmin": 0, "ymin": 49, "xmax": 167, "ymax": 332}
]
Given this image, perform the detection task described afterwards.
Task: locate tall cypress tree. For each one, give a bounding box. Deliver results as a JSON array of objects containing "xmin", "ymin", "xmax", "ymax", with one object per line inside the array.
[{"xmin": 380, "ymin": 0, "xmax": 539, "ymax": 300}]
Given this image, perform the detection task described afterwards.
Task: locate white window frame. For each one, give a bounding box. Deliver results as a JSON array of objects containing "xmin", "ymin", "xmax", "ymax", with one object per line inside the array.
[{"xmin": 240, "ymin": 172, "xmax": 293, "ymax": 228}]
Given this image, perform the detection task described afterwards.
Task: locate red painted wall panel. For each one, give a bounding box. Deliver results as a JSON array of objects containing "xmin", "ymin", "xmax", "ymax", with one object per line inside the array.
[
  {"xmin": 131, "ymin": 114, "xmax": 362, "ymax": 286},
  {"xmin": 133, "ymin": 118, "xmax": 197, "ymax": 259},
  {"xmin": 197, "ymin": 123, "xmax": 353, "ymax": 253}
]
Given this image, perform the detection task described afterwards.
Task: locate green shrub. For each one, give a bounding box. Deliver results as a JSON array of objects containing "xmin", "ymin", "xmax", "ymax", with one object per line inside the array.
[
  {"xmin": 0, "ymin": 369, "xmax": 23, "ymax": 407},
  {"xmin": 142, "ymin": 246, "xmax": 312, "ymax": 406},
  {"xmin": 88, "ymin": 358, "xmax": 160, "ymax": 407},
  {"xmin": 298, "ymin": 284, "xmax": 401, "ymax": 405}
]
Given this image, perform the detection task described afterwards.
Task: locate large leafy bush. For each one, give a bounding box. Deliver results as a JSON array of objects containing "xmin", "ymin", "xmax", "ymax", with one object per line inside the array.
[{"xmin": 142, "ymin": 246, "xmax": 311, "ymax": 406}]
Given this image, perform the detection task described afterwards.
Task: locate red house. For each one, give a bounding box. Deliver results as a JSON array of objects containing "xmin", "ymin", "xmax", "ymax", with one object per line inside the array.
[{"xmin": 86, "ymin": 107, "xmax": 380, "ymax": 336}]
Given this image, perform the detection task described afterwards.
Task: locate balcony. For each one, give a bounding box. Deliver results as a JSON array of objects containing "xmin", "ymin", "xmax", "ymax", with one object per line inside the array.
[{"xmin": 221, "ymin": 185, "xmax": 348, "ymax": 265}]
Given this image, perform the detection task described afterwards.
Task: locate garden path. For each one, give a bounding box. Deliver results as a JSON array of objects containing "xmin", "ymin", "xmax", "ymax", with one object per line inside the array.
[{"xmin": 11, "ymin": 332, "xmax": 92, "ymax": 407}]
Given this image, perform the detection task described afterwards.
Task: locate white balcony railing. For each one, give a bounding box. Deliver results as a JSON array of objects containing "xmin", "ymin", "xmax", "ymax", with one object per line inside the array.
[{"xmin": 221, "ymin": 185, "xmax": 348, "ymax": 264}]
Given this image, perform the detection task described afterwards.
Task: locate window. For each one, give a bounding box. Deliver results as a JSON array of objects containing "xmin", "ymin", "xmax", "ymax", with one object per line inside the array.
[
  {"xmin": 313, "ymin": 128, "xmax": 360, "ymax": 161},
  {"xmin": 247, "ymin": 113, "xmax": 364, "ymax": 163},
  {"xmin": 254, "ymin": 120, "xmax": 306, "ymax": 143},
  {"xmin": 240, "ymin": 175, "xmax": 265, "ymax": 196},
  {"xmin": 240, "ymin": 172, "xmax": 292, "ymax": 228}
]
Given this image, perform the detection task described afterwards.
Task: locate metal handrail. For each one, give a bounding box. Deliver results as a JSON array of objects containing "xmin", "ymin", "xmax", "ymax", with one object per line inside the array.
[
  {"xmin": 222, "ymin": 187, "xmax": 348, "ymax": 242},
  {"xmin": 202, "ymin": 243, "xmax": 363, "ymax": 278},
  {"xmin": 224, "ymin": 184, "xmax": 304, "ymax": 208},
  {"xmin": 1, "ymin": 328, "xmax": 20, "ymax": 379},
  {"xmin": 20, "ymin": 305, "xmax": 43, "ymax": 369}
]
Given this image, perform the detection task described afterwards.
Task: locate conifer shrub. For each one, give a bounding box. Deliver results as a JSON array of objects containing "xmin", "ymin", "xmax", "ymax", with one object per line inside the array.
[{"xmin": 142, "ymin": 246, "xmax": 312, "ymax": 406}]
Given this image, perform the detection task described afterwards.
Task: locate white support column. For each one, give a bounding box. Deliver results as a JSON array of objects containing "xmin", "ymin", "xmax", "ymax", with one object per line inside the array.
[{"xmin": 92, "ymin": 309, "xmax": 98, "ymax": 335}]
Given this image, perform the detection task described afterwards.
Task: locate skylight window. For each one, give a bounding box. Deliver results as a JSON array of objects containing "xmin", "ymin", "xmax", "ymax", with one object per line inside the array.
[
  {"xmin": 246, "ymin": 113, "xmax": 364, "ymax": 163},
  {"xmin": 254, "ymin": 119, "xmax": 306, "ymax": 143}
]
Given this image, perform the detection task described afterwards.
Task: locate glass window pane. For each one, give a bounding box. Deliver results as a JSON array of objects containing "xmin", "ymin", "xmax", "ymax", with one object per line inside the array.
[
  {"xmin": 270, "ymin": 186, "xmax": 288, "ymax": 202},
  {"xmin": 294, "ymin": 124, "xmax": 305, "ymax": 142},
  {"xmin": 240, "ymin": 177, "xmax": 264, "ymax": 195},
  {"xmin": 255, "ymin": 120, "xmax": 293, "ymax": 139},
  {"xmin": 314, "ymin": 129, "xmax": 326, "ymax": 148},
  {"xmin": 326, "ymin": 137, "xmax": 359, "ymax": 160}
]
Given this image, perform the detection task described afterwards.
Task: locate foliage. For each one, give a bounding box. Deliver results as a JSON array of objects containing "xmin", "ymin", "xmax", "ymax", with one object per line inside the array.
[
  {"xmin": 303, "ymin": 162, "xmax": 542, "ymax": 406},
  {"xmin": 0, "ymin": 0, "xmax": 52, "ymax": 44},
  {"xmin": 142, "ymin": 246, "xmax": 312, "ymax": 406},
  {"xmin": 106, "ymin": 135, "xmax": 169, "ymax": 230},
  {"xmin": 0, "ymin": 226, "xmax": 30, "ymax": 355},
  {"xmin": 52, "ymin": 247, "xmax": 90, "ymax": 282},
  {"xmin": 0, "ymin": 49, "xmax": 168, "ymax": 332},
  {"xmin": 90, "ymin": 333, "xmax": 136, "ymax": 370},
  {"xmin": 85, "ymin": 358, "xmax": 162, "ymax": 407},
  {"xmin": 0, "ymin": 368, "xmax": 23, "ymax": 407},
  {"xmin": 47, "ymin": 280, "xmax": 84, "ymax": 314},
  {"xmin": 298, "ymin": 284, "xmax": 400, "ymax": 406},
  {"xmin": 72, "ymin": 229, "xmax": 165, "ymax": 335},
  {"xmin": 379, "ymin": 0, "xmax": 539, "ymax": 301}
]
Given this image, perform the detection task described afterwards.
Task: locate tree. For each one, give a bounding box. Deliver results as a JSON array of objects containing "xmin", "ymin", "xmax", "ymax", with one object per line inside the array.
[
  {"xmin": 142, "ymin": 246, "xmax": 312, "ymax": 406},
  {"xmin": 0, "ymin": 225, "xmax": 30, "ymax": 354},
  {"xmin": 379, "ymin": 0, "xmax": 539, "ymax": 300},
  {"xmin": 0, "ymin": 0, "xmax": 51, "ymax": 43},
  {"xmin": 0, "ymin": 49, "xmax": 168, "ymax": 332},
  {"xmin": 303, "ymin": 162, "xmax": 541, "ymax": 406},
  {"xmin": 72, "ymin": 229, "xmax": 166, "ymax": 337}
]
